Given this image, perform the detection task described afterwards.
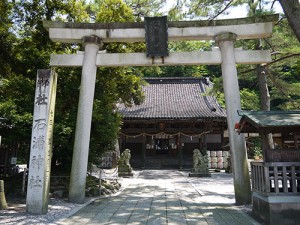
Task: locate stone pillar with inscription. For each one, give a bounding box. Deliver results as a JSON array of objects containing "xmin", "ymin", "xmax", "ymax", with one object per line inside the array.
[
  {"xmin": 215, "ymin": 33, "xmax": 251, "ymax": 205},
  {"xmin": 69, "ymin": 36, "xmax": 102, "ymax": 203},
  {"xmin": 26, "ymin": 69, "xmax": 57, "ymax": 214}
]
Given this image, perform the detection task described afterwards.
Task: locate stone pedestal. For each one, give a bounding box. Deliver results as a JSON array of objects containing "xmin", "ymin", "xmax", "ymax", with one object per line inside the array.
[
  {"xmin": 118, "ymin": 165, "xmax": 133, "ymax": 177},
  {"xmin": 189, "ymin": 168, "xmax": 211, "ymax": 177},
  {"xmin": 252, "ymin": 192, "xmax": 300, "ymax": 225}
]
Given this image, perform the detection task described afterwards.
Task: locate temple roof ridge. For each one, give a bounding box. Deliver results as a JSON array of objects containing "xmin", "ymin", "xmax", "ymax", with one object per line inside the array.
[{"xmin": 118, "ymin": 76, "xmax": 226, "ymax": 120}]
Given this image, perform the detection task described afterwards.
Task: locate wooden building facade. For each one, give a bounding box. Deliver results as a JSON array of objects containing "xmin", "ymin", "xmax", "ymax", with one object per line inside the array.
[{"xmin": 118, "ymin": 77, "xmax": 228, "ymax": 169}]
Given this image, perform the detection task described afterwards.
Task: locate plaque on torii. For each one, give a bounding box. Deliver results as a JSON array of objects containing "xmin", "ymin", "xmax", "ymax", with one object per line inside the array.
[{"xmin": 145, "ymin": 16, "xmax": 168, "ymax": 62}]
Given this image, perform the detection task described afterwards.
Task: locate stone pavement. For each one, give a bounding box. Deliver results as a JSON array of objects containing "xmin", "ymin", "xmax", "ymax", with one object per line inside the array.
[{"xmin": 57, "ymin": 170, "xmax": 260, "ymax": 225}]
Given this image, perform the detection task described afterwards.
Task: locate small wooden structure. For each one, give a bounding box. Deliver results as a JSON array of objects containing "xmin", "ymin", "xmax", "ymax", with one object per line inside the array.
[{"xmin": 236, "ymin": 110, "xmax": 300, "ymax": 225}]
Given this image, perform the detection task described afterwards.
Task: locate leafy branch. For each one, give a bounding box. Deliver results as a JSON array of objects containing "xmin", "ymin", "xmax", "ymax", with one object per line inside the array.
[{"xmin": 209, "ymin": 0, "xmax": 234, "ymax": 20}]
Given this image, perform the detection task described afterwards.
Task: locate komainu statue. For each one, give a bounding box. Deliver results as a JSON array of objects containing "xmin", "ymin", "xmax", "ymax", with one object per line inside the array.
[
  {"xmin": 118, "ymin": 149, "xmax": 133, "ymax": 177},
  {"xmin": 189, "ymin": 149, "xmax": 210, "ymax": 177},
  {"xmin": 119, "ymin": 149, "xmax": 131, "ymax": 166}
]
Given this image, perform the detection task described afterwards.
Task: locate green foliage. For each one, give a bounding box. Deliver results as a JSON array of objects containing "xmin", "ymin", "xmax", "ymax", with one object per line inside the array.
[
  {"xmin": 0, "ymin": 0, "xmax": 14, "ymax": 77},
  {"xmin": 0, "ymin": 74, "xmax": 34, "ymax": 156},
  {"xmin": 124, "ymin": 0, "xmax": 166, "ymax": 20},
  {"xmin": 96, "ymin": 0, "xmax": 134, "ymax": 22},
  {"xmin": 169, "ymin": 40, "xmax": 212, "ymax": 52},
  {"xmin": 167, "ymin": 0, "xmax": 186, "ymax": 21},
  {"xmin": 240, "ymin": 88, "xmax": 260, "ymax": 110},
  {"xmin": 167, "ymin": 0, "xmax": 248, "ymax": 20},
  {"xmin": 88, "ymin": 68, "xmax": 145, "ymax": 164},
  {"xmin": 0, "ymin": 0, "xmax": 90, "ymax": 171},
  {"xmin": 206, "ymin": 78, "xmax": 260, "ymax": 110},
  {"xmin": 0, "ymin": 0, "xmax": 146, "ymax": 172},
  {"xmin": 85, "ymin": 0, "xmax": 146, "ymax": 165},
  {"xmin": 50, "ymin": 68, "xmax": 81, "ymax": 172},
  {"xmin": 232, "ymin": 2, "xmax": 300, "ymax": 111},
  {"xmin": 1, "ymin": 0, "xmax": 117, "ymax": 171},
  {"xmin": 249, "ymin": 137, "xmax": 263, "ymax": 159},
  {"xmin": 187, "ymin": 0, "xmax": 228, "ymax": 19},
  {"xmin": 263, "ymin": 18, "xmax": 300, "ymax": 110},
  {"xmin": 138, "ymin": 40, "xmax": 217, "ymax": 78}
]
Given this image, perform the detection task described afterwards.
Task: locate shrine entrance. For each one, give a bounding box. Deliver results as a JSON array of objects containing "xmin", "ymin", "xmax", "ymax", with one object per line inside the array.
[
  {"xmin": 118, "ymin": 77, "xmax": 227, "ymax": 169},
  {"xmin": 26, "ymin": 15, "xmax": 278, "ymax": 213}
]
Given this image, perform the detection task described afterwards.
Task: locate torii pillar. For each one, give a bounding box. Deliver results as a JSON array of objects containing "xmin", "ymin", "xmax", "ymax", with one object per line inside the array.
[
  {"xmin": 69, "ymin": 36, "xmax": 102, "ymax": 203},
  {"xmin": 215, "ymin": 33, "xmax": 251, "ymax": 204}
]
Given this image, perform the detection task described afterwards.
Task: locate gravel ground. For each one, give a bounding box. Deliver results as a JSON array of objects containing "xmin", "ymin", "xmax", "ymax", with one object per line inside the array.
[
  {"xmin": 0, "ymin": 170, "xmax": 136, "ymax": 225},
  {"xmin": 0, "ymin": 198, "xmax": 85, "ymax": 225}
]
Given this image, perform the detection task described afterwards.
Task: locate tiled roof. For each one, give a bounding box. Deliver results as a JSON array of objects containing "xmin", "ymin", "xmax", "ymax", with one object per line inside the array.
[{"xmin": 118, "ymin": 77, "xmax": 226, "ymax": 120}]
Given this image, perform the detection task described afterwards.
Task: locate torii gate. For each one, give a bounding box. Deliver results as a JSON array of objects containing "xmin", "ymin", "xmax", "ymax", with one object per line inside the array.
[{"xmin": 26, "ymin": 15, "xmax": 278, "ymax": 214}]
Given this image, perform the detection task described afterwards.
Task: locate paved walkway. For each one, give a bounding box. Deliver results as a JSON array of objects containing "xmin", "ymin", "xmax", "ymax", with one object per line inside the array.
[{"xmin": 57, "ymin": 170, "xmax": 259, "ymax": 225}]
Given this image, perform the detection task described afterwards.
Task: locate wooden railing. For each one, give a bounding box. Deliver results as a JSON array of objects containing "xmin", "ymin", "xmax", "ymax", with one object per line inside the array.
[
  {"xmin": 251, "ymin": 162, "xmax": 300, "ymax": 195},
  {"xmin": 265, "ymin": 149, "xmax": 300, "ymax": 162}
]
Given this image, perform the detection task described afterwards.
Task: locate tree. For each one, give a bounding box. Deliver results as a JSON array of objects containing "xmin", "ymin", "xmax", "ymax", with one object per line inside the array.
[
  {"xmin": 0, "ymin": 0, "xmax": 90, "ymax": 170},
  {"xmin": 0, "ymin": 74, "xmax": 34, "ymax": 162},
  {"xmin": 0, "ymin": 0, "xmax": 34, "ymax": 163},
  {"xmin": 0, "ymin": 0, "xmax": 15, "ymax": 78},
  {"xmin": 87, "ymin": 0, "xmax": 145, "ymax": 165},
  {"xmin": 0, "ymin": 0, "xmax": 147, "ymax": 172},
  {"xmin": 124, "ymin": 0, "xmax": 166, "ymax": 20},
  {"xmin": 248, "ymin": 0, "xmax": 275, "ymax": 148},
  {"xmin": 253, "ymin": 18, "xmax": 300, "ymax": 110},
  {"xmin": 278, "ymin": 0, "xmax": 300, "ymax": 43}
]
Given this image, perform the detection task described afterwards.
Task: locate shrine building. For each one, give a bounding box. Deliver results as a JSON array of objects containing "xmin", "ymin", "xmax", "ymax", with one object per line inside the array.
[{"xmin": 117, "ymin": 77, "xmax": 229, "ymax": 169}]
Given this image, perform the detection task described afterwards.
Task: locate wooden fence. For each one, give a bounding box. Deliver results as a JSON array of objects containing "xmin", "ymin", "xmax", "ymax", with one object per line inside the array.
[
  {"xmin": 266, "ymin": 149, "xmax": 300, "ymax": 162},
  {"xmin": 251, "ymin": 162, "xmax": 300, "ymax": 195}
]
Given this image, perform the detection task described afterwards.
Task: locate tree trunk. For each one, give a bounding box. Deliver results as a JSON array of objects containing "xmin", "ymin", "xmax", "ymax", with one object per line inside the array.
[
  {"xmin": 0, "ymin": 180, "xmax": 8, "ymax": 210},
  {"xmin": 257, "ymin": 64, "xmax": 275, "ymax": 149},
  {"xmin": 257, "ymin": 65, "xmax": 270, "ymax": 111},
  {"xmin": 279, "ymin": 0, "xmax": 300, "ymax": 43}
]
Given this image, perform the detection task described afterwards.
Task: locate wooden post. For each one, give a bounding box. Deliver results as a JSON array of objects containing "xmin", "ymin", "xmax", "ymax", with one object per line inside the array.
[
  {"xmin": 0, "ymin": 180, "xmax": 8, "ymax": 210},
  {"xmin": 178, "ymin": 134, "xmax": 183, "ymax": 169},
  {"xmin": 260, "ymin": 129, "xmax": 269, "ymax": 160},
  {"xmin": 202, "ymin": 134, "xmax": 207, "ymax": 155},
  {"xmin": 142, "ymin": 134, "xmax": 146, "ymax": 169},
  {"xmin": 22, "ymin": 168, "xmax": 27, "ymax": 196}
]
